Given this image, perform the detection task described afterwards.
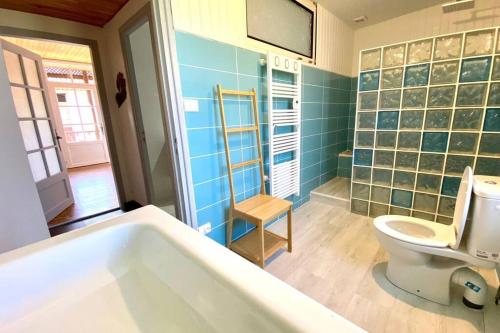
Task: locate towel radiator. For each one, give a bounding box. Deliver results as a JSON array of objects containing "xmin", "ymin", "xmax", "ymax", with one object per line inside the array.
[{"xmin": 266, "ymin": 53, "xmax": 302, "ymax": 199}]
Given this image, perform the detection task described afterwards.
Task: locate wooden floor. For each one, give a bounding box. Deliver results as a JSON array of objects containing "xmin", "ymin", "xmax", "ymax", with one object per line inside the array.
[
  {"xmin": 265, "ymin": 200, "xmax": 500, "ymax": 333},
  {"xmin": 48, "ymin": 163, "xmax": 119, "ymax": 226}
]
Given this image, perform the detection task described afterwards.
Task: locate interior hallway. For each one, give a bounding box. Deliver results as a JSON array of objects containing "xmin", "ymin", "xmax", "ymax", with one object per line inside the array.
[
  {"xmin": 266, "ymin": 200, "xmax": 500, "ymax": 333},
  {"xmin": 49, "ymin": 163, "xmax": 119, "ymax": 226}
]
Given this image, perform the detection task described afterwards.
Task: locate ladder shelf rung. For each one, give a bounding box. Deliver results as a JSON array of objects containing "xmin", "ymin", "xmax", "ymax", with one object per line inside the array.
[
  {"xmin": 231, "ymin": 159, "xmax": 260, "ymax": 169},
  {"xmin": 220, "ymin": 89, "xmax": 255, "ymax": 96},
  {"xmin": 226, "ymin": 126, "xmax": 258, "ymax": 133}
]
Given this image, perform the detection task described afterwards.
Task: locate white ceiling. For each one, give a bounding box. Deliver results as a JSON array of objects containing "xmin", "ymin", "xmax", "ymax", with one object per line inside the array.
[{"xmin": 317, "ymin": 0, "xmax": 450, "ymax": 28}]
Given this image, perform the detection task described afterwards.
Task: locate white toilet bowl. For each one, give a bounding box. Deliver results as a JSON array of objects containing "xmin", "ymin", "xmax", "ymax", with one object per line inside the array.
[{"xmin": 373, "ymin": 167, "xmax": 499, "ymax": 308}]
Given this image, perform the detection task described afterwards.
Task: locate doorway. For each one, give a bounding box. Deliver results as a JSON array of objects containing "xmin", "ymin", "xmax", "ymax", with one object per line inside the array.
[{"xmin": 0, "ymin": 36, "xmax": 120, "ymax": 227}]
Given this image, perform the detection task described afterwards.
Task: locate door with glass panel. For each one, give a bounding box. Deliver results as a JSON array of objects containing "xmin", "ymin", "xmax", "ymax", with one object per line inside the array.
[
  {"xmin": 49, "ymin": 83, "xmax": 109, "ymax": 168},
  {"xmin": 0, "ymin": 39, "xmax": 73, "ymax": 221}
]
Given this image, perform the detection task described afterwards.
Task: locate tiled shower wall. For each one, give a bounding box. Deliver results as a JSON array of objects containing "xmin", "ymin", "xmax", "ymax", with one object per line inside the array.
[
  {"xmin": 351, "ymin": 27, "xmax": 500, "ymax": 222},
  {"xmin": 176, "ymin": 31, "xmax": 353, "ymax": 244}
]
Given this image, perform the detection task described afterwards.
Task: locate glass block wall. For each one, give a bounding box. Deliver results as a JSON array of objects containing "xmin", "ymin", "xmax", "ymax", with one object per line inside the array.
[{"xmin": 351, "ymin": 27, "xmax": 500, "ymax": 221}]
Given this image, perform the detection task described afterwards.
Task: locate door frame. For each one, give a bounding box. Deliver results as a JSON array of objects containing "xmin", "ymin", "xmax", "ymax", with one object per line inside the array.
[
  {"xmin": 119, "ymin": 2, "xmax": 197, "ymax": 228},
  {"xmin": 0, "ymin": 26, "xmax": 126, "ymax": 210}
]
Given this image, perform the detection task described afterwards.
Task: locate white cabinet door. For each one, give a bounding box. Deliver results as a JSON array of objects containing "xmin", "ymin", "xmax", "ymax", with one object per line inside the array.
[{"xmin": 0, "ymin": 39, "xmax": 74, "ymax": 221}]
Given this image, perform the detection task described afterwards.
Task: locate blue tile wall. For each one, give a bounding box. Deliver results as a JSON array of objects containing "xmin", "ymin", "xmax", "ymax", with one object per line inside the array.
[
  {"xmin": 176, "ymin": 31, "xmax": 354, "ymax": 245},
  {"xmin": 353, "ymin": 27, "xmax": 500, "ymax": 221}
]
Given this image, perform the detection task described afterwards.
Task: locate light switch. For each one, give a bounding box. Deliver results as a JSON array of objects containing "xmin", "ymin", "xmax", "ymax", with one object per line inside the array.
[{"xmin": 184, "ymin": 99, "xmax": 199, "ymax": 112}]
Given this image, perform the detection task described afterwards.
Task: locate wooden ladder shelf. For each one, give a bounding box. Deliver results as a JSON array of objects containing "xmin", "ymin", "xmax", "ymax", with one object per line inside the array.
[{"xmin": 217, "ymin": 84, "xmax": 292, "ymax": 268}]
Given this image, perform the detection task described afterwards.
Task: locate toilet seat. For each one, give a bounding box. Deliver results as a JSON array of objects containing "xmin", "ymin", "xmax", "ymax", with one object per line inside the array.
[{"xmin": 374, "ymin": 215, "xmax": 455, "ymax": 248}]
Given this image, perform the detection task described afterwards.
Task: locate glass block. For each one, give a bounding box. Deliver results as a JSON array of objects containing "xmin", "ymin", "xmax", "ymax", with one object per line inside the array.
[
  {"xmin": 464, "ymin": 29, "xmax": 495, "ymax": 57},
  {"xmin": 374, "ymin": 150, "xmax": 395, "ymax": 168},
  {"xmin": 484, "ymin": 108, "xmax": 500, "ymax": 131},
  {"xmin": 493, "ymin": 56, "xmax": 500, "ymax": 80},
  {"xmin": 379, "ymin": 90, "xmax": 401, "ymax": 109},
  {"xmin": 371, "ymin": 186, "xmax": 391, "ymax": 204},
  {"xmin": 381, "ymin": 68, "xmax": 403, "ymax": 89},
  {"xmin": 397, "ymin": 132, "xmax": 421, "ymax": 151},
  {"xmin": 354, "ymin": 149, "xmax": 373, "ymax": 166},
  {"xmin": 414, "ymin": 193, "xmax": 438, "ymax": 213},
  {"xmin": 475, "ymin": 157, "xmax": 500, "ymax": 176},
  {"xmin": 456, "ymin": 84, "xmax": 487, "ymax": 106},
  {"xmin": 442, "ymin": 176, "xmax": 461, "ymax": 197},
  {"xmin": 356, "ymin": 131, "xmax": 374, "ymax": 148},
  {"xmin": 427, "ymin": 86, "xmax": 455, "ymax": 108},
  {"xmin": 393, "ymin": 171, "xmax": 415, "ymax": 190},
  {"xmin": 352, "ymin": 183, "xmax": 370, "ymax": 200},
  {"xmin": 11, "ymin": 87, "xmax": 31, "ymax": 118},
  {"xmin": 422, "ymin": 132, "xmax": 448, "ymax": 152},
  {"xmin": 399, "ymin": 110, "xmax": 424, "ymax": 129},
  {"xmin": 448, "ymin": 132, "xmax": 478, "ymax": 154},
  {"xmin": 460, "ymin": 57, "xmax": 492, "ymax": 82},
  {"xmin": 353, "ymin": 166, "xmax": 371, "ymax": 183},
  {"xmin": 402, "ymin": 88, "xmax": 427, "ymax": 109},
  {"xmin": 369, "ymin": 203, "xmax": 388, "ymax": 218},
  {"xmin": 488, "ymin": 83, "xmax": 500, "ymax": 106},
  {"xmin": 3, "ymin": 50, "xmax": 24, "ymax": 84},
  {"xmin": 436, "ymin": 215, "xmax": 453, "ymax": 225},
  {"xmin": 438, "ymin": 197, "xmax": 456, "ymax": 216},
  {"xmin": 44, "ymin": 148, "xmax": 61, "ymax": 176},
  {"xmin": 404, "ymin": 64, "xmax": 430, "ymax": 87},
  {"xmin": 22, "ymin": 57, "xmax": 40, "ymax": 88},
  {"xmin": 407, "ymin": 39, "xmax": 432, "ymax": 64},
  {"xmin": 425, "ymin": 109, "xmax": 451, "ymax": 130},
  {"xmin": 383, "ymin": 44, "xmax": 405, "ymax": 67},
  {"xmin": 430, "ymin": 60, "xmax": 459, "ymax": 85},
  {"xmin": 453, "ymin": 108, "xmax": 483, "ymax": 131},
  {"xmin": 359, "ymin": 70, "xmax": 380, "ymax": 91},
  {"xmin": 357, "ymin": 112, "xmax": 376, "ymax": 129},
  {"xmin": 372, "ymin": 168, "xmax": 392, "ymax": 186},
  {"xmin": 390, "ymin": 206, "xmax": 411, "ymax": 216},
  {"xmin": 27, "ymin": 152, "xmax": 47, "ymax": 182},
  {"xmin": 445, "ymin": 155, "xmax": 474, "ymax": 175},
  {"xmin": 377, "ymin": 111, "xmax": 399, "ymax": 129},
  {"xmin": 351, "ymin": 199, "xmax": 369, "ymax": 215},
  {"xmin": 419, "ymin": 153, "xmax": 444, "ymax": 173},
  {"xmin": 434, "ymin": 34, "xmax": 462, "ymax": 60},
  {"xmin": 37, "ymin": 120, "xmax": 54, "ymax": 147},
  {"xmin": 391, "ymin": 189, "xmax": 413, "ymax": 208},
  {"xmin": 30, "ymin": 90, "xmax": 47, "ymax": 118},
  {"xmin": 361, "ymin": 48, "xmax": 381, "ymax": 71},
  {"xmin": 395, "ymin": 152, "xmax": 418, "ymax": 171},
  {"xmin": 412, "ymin": 211, "xmax": 435, "ymax": 221},
  {"xmin": 479, "ymin": 133, "xmax": 500, "ymax": 155},
  {"xmin": 416, "ymin": 173, "xmax": 441, "ymax": 194},
  {"xmin": 359, "ymin": 92, "xmax": 378, "ymax": 110},
  {"xmin": 18, "ymin": 120, "xmax": 39, "ymax": 151},
  {"xmin": 376, "ymin": 131, "xmax": 396, "ymax": 148}
]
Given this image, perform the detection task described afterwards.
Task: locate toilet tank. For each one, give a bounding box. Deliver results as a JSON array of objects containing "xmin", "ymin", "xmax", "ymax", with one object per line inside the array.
[{"xmin": 467, "ymin": 175, "xmax": 500, "ymax": 263}]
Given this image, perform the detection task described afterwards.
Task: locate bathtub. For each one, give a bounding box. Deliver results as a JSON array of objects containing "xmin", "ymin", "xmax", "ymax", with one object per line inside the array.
[{"xmin": 0, "ymin": 206, "xmax": 363, "ymax": 332}]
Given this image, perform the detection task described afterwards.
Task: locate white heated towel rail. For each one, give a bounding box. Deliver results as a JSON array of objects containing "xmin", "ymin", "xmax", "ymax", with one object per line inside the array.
[{"xmin": 266, "ymin": 53, "xmax": 301, "ymax": 199}]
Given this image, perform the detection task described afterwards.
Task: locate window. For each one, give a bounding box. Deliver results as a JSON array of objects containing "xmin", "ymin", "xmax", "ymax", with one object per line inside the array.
[
  {"xmin": 55, "ymin": 88, "xmax": 101, "ymax": 143},
  {"xmin": 246, "ymin": 0, "xmax": 315, "ymax": 58}
]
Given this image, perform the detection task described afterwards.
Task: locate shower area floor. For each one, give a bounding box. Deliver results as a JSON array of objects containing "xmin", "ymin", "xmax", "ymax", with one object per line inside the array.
[{"xmin": 310, "ymin": 177, "xmax": 351, "ymax": 207}]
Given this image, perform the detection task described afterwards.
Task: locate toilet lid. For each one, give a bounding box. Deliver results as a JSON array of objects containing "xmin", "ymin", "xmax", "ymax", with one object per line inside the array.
[{"xmin": 450, "ymin": 166, "xmax": 473, "ymax": 250}]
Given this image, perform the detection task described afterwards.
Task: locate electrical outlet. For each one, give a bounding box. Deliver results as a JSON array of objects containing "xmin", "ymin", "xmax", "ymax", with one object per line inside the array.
[
  {"xmin": 198, "ymin": 223, "xmax": 212, "ymax": 235},
  {"xmin": 183, "ymin": 98, "xmax": 199, "ymax": 112}
]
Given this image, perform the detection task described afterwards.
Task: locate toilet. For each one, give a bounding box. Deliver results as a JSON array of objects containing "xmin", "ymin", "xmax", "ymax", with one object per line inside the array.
[{"xmin": 374, "ymin": 167, "xmax": 500, "ymax": 309}]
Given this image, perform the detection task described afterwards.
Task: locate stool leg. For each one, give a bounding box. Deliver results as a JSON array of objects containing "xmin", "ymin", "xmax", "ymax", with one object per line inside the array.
[
  {"xmin": 287, "ymin": 208, "xmax": 292, "ymax": 252},
  {"xmin": 226, "ymin": 211, "xmax": 233, "ymax": 248},
  {"xmin": 259, "ymin": 224, "xmax": 265, "ymax": 268}
]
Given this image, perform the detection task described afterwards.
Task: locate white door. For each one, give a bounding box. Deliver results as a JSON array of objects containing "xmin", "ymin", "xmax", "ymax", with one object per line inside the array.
[
  {"xmin": 0, "ymin": 39, "xmax": 74, "ymax": 221},
  {"xmin": 49, "ymin": 83, "xmax": 109, "ymax": 168}
]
